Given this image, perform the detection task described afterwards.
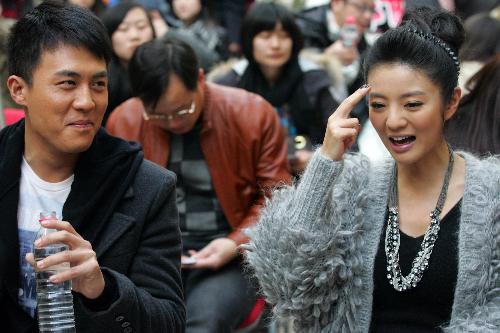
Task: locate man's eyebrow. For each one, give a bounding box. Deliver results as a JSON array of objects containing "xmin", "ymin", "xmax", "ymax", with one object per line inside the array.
[
  {"xmin": 54, "ymin": 70, "xmax": 80, "ymax": 78},
  {"xmin": 92, "ymin": 71, "xmax": 108, "ymax": 79},
  {"xmin": 54, "ymin": 70, "xmax": 108, "ymax": 79}
]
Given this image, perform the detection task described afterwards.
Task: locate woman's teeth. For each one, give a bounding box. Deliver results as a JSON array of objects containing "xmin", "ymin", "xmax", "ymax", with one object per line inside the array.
[{"xmin": 390, "ymin": 136, "xmax": 415, "ymax": 144}]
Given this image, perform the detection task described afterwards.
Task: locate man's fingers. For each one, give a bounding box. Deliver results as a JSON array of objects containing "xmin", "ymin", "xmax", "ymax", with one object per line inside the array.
[
  {"xmin": 331, "ymin": 85, "xmax": 370, "ymax": 119},
  {"xmin": 35, "ymin": 248, "xmax": 94, "ymax": 271},
  {"xmin": 192, "ymin": 246, "xmax": 212, "ymax": 259},
  {"xmin": 49, "ymin": 259, "xmax": 97, "ymax": 284},
  {"xmin": 40, "ymin": 219, "xmax": 80, "ymax": 237},
  {"xmin": 182, "ymin": 255, "xmax": 217, "ymax": 270},
  {"xmin": 25, "ymin": 253, "xmax": 35, "ymax": 266},
  {"xmin": 34, "ymin": 230, "xmax": 85, "ymax": 250},
  {"xmin": 191, "ymin": 256, "xmax": 218, "ymax": 270}
]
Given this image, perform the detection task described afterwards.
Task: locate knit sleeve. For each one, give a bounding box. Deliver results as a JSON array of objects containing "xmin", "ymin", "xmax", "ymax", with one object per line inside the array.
[
  {"xmin": 245, "ymin": 150, "xmax": 371, "ymax": 331},
  {"xmin": 444, "ymin": 155, "xmax": 500, "ymax": 332},
  {"xmin": 444, "ymin": 201, "xmax": 500, "ymax": 332}
]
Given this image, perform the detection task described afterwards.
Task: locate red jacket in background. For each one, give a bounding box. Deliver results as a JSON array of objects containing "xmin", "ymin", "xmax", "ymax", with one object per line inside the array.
[{"xmin": 106, "ymin": 82, "xmax": 291, "ymax": 245}]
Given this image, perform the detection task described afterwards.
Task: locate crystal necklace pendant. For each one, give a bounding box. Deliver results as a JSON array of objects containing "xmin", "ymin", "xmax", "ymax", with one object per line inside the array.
[{"xmin": 385, "ymin": 147, "xmax": 454, "ymax": 291}]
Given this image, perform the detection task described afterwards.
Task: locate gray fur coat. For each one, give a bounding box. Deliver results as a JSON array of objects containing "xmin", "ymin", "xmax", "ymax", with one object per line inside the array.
[{"xmin": 246, "ymin": 151, "xmax": 500, "ymax": 332}]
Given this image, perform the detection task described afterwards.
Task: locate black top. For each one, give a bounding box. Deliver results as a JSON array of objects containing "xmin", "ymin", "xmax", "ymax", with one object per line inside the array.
[{"xmin": 370, "ymin": 200, "xmax": 462, "ymax": 332}]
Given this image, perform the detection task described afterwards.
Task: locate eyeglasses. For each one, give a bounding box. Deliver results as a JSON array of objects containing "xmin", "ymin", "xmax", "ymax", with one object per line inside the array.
[
  {"xmin": 143, "ymin": 100, "xmax": 196, "ymax": 121},
  {"xmin": 347, "ymin": 1, "xmax": 376, "ymax": 14}
]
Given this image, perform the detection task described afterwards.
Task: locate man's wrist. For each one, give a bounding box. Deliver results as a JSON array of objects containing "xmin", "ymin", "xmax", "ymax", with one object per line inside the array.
[{"xmin": 80, "ymin": 269, "xmax": 119, "ymax": 312}]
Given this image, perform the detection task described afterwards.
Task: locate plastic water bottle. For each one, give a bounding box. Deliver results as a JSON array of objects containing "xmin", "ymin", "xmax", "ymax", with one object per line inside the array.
[
  {"xmin": 340, "ymin": 16, "xmax": 360, "ymax": 47},
  {"xmin": 34, "ymin": 211, "xmax": 76, "ymax": 333}
]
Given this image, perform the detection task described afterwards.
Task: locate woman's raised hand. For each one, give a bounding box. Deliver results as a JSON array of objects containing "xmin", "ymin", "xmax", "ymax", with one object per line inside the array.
[{"xmin": 320, "ymin": 85, "xmax": 371, "ymax": 161}]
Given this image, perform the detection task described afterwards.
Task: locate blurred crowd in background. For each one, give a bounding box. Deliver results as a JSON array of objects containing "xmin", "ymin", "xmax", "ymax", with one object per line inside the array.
[
  {"xmin": 1, "ymin": 0, "xmax": 499, "ymax": 161},
  {"xmin": 0, "ymin": 1, "xmax": 499, "ymax": 332}
]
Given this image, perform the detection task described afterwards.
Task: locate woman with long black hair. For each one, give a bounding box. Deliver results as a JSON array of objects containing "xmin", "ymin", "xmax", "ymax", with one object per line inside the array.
[
  {"xmin": 214, "ymin": 2, "xmax": 340, "ymax": 174},
  {"xmin": 101, "ymin": 2, "xmax": 155, "ymax": 124}
]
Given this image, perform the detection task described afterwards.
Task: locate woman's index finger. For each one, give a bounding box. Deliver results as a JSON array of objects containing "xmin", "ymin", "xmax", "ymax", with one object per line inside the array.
[{"xmin": 334, "ymin": 85, "xmax": 371, "ymax": 119}]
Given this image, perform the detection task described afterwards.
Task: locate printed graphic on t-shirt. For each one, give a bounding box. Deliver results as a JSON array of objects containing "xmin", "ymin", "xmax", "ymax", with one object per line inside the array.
[{"xmin": 18, "ymin": 228, "xmax": 37, "ymax": 317}]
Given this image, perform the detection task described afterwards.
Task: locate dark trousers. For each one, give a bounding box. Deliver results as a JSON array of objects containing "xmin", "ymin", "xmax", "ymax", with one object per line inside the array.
[{"xmin": 182, "ymin": 259, "xmax": 257, "ymax": 333}]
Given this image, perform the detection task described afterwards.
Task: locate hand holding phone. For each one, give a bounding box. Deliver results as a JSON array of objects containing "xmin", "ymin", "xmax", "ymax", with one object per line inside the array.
[{"xmin": 181, "ymin": 256, "xmax": 197, "ymax": 265}]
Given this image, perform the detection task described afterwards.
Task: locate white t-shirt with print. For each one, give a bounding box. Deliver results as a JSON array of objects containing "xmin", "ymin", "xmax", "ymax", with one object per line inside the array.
[{"xmin": 17, "ymin": 157, "xmax": 74, "ymax": 317}]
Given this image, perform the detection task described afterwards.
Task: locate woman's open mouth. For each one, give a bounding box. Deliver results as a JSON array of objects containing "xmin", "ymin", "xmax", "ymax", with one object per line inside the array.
[
  {"xmin": 388, "ymin": 136, "xmax": 416, "ymax": 153},
  {"xmin": 389, "ymin": 136, "xmax": 416, "ymax": 145}
]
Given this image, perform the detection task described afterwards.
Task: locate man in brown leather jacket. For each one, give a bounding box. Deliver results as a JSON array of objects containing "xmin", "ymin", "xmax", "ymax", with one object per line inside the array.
[{"xmin": 106, "ymin": 39, "xmax": 290, "ymax": 332}]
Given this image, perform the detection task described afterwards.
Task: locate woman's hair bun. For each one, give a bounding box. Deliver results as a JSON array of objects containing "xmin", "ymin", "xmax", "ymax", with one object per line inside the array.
[{"xmin": 401, "ymin": 6, "xmax": 465, "ymax": 54}]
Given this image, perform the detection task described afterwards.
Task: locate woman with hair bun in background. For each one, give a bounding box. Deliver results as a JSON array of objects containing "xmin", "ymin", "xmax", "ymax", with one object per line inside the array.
[{"xmin": 246, "ymin": 6, "xmax": 500, "ymax": 333}]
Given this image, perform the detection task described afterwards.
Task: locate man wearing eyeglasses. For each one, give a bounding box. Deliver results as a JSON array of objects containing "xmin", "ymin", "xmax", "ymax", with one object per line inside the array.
[{"xmin": 106, "ymin": 38, "xmax": 290, "ymax": 332}]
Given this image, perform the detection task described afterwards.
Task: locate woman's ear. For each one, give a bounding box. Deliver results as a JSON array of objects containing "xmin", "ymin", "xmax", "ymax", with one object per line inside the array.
[
  {"xmin": 7, "ymin": 75, "xmax": 29, "ymax": 107},
  {"xmin": 444, "ymin": 87, "xmax": 461, "ymax": 121}
]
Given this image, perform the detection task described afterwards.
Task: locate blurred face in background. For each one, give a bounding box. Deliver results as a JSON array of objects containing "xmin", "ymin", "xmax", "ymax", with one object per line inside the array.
[
  {"xmin": 68, "ymin": 0, "xmax": 95, "ymax": 9},
  {"xmin": 252, "ymin": 22, "xmax": 293, "ymax": 74},
  {"xmin": 172, "ymin": 0, "xmax": 202, "ymax": 25},
  {"xmin": 111, "ymin": 7, "xmax": 154, "ymax": 64},
  {"xmin": 332, "ymin": 0, "xmax": 375, "ymax": 33}
]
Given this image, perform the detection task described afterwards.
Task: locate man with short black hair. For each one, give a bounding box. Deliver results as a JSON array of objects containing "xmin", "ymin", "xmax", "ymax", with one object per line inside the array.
[
  {"xmin": 107, "ymin": 38, "xmax": 290, "ymax": 332},
  {"xmin": 0, "ymin": 2, "xmax": 185, "ymax": 331}
]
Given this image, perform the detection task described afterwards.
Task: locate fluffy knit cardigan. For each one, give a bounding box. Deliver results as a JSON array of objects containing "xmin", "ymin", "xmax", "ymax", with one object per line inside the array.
[{"xmin": 246, "ymin": 151, "xmax": 500, "ymax": 332}]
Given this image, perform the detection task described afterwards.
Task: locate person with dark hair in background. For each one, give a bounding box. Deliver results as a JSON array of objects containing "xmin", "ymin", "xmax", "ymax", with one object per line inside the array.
[
  {"xmin": 454, "ymin": 0, "xmax": 499, "ymax": 20},
  {"xmin": 68, "ymin": 0, "xmax": 107, "ymax": 16},
  {"xmin": 246, "ymin": 6, "xmax": 500, "ymax": 332},
  {"xmin": 101, "ymin": 1, "xmax": 155, "ymax": 124},
  {"xmin": 446, "ymin": 55, "xmax": 500, "ymax": 155},
  {"xmin": 106, "ymin": 38, "xmax": 290, "ymax": 332},
  {"xmin": 214, "ymin": 2, "xmax": 340, "ymax": 174},
  {"xmin": 207, "ymin": 0, "xmax": 246, "ymax": 56},
  {"xmin": 458, "ymin": 9, "xmax": 500, "ymax": 93},
  {"xmin": 0, "ymin": 1, "xmax": 184, "ymax": 332},
  {"xmin": 0, "ymin": 2, "xmax": 17, "ymax": 114},
  {"xmin": 169, "ymin": 0, "xmax": 228, "ymax": 66}
]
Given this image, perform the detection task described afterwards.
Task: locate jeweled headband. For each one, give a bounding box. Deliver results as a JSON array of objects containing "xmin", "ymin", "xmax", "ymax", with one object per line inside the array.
[{"xmin": 406, "ymin": 27, "xmax": 460, "ymax": 75}]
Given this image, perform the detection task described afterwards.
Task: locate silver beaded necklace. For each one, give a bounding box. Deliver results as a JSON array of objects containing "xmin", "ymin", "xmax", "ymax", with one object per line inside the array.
[{"xmin": 385, "ymin": 147, "xmax": 454, "ymax": 291}]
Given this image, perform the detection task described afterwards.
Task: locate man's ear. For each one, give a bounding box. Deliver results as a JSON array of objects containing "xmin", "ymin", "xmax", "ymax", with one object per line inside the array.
[
  {"xmin": 7, "ymin": 75, "xmax": 29, "ymax": 107},
  {"xmin": 444, "ymin": 87, "xmax": 462, "ymax": 121}
]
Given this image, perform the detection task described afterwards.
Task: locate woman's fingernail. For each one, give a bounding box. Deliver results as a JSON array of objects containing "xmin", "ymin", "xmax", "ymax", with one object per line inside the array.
[
  {"xmin": 37, "ymin": 261, "xmax": 45, "ymax": 269},
  {"xmin": 34, "ymin": 239, "xmax": 41, "ymax": 247}
]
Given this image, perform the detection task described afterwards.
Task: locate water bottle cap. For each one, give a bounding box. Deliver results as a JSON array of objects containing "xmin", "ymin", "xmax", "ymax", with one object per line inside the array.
[{"xmin": 345, "ymin": 16, "xmax": 357, "ymax": 25}]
